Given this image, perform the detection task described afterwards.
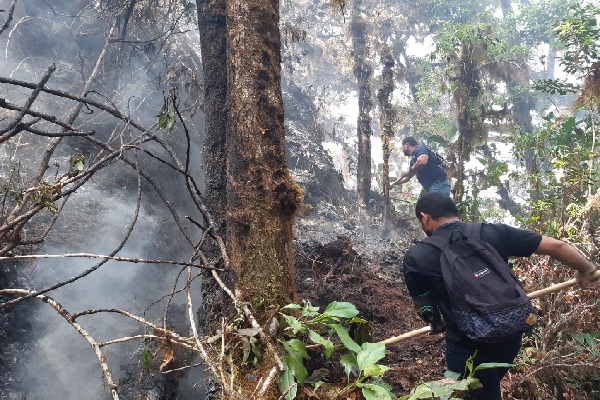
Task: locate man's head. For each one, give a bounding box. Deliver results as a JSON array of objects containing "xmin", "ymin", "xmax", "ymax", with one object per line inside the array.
[
  {"xmin": 401, "ymin": 137, "xmax": 418, "ymax": 156},
  {"xmin": 415, "ymin": 192, "xmax": 459, "ymax": 236}
]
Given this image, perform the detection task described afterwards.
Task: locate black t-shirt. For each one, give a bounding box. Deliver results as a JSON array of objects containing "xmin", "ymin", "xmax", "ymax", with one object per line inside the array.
[
  {"xmin": 402, "ymin": 221, "xmax": 542, "ymax": 346},
  {"xmin": 411, "ymin": 145, "xmax": 447, "ymax": 190}
]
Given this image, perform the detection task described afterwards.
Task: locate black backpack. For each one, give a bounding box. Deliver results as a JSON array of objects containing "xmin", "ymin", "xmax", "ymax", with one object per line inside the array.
[
  {"xmin": 423, "ymin": 223, "xmax": 538, "ymax": 342},
  {"xmin": 430, "ymin": 149, "xmax": 449, "ymax": 172}
]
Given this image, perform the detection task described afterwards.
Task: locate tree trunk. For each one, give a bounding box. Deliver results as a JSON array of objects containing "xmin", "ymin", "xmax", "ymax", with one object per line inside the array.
[
  {"xmin": 198, "ymin": 0, "xmax": 228, "ymax": 229},
  {"xmin": 226, "ymin": 0, "xmax": 299, "ymax": 322},
  {"xmin": 377, "ymin": 45, "xmax": 395, "ymax": 232},
  {"xmin": 351, "ymin": 1, "xmax": 373, "ymax": 206},
  {"xmin": 451, "ymin": 40, "xmax": 484, "ymax": 204}
]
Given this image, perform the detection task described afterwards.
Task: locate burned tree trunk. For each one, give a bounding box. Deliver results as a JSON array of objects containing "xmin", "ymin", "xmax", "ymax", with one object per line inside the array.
[
  {"xmin": 377, "ymin": 45, "xmax": 395, "ymax": 232},
  {"xmin": 198, "ymin": 0, "xmax": 228, "ymax": 230},
  {"xmin": 351, "ymin": 1, "xmax": 373, "ymax": 206},
  {"xmin": 226, "ymin": 0, "xmax": 299, "ymax": 322}
]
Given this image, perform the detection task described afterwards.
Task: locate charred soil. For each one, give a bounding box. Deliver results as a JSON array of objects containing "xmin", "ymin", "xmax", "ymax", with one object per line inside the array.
[{"xmin": 292, "ymin": 197, "xmax": 447, "ymax": 398}]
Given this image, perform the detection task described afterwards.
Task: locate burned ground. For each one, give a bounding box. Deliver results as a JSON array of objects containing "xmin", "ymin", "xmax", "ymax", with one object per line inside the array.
[{"xmin": 292, "ymin": 199, "xmax": 447, "ymax": 397}]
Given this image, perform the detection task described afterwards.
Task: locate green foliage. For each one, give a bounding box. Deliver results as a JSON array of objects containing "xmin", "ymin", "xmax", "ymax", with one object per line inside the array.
[
  {"xmin": 278, "ymin": 300, "xmax": 395, "ymax": 400},
  {"xmin": 142, "ymin": 342, "xmax": 153, "ymax": 370},
  {"xmin": 68, "ymin": 153, "xmax": 85, "ymax": 177},
  {"xmin": 32, "ymin": 181, "xmax": 58, "ymax": 214},
  {"xmin": 512, "ymin": 112, "xmax": 595, "ymax": 234},
  {"xmin": 400, "ymin": 352, "xmax": 514, "ymax": 399},
  {"xmin": 574, "ymin": 332, "xmax": 600, "ymax": 359},
  {"xmin": 553, "ymin": 3, "xmax": 600, "ymax": 75},
  {"xmin": 158, "ymin": 103, "xmax": 176, "ymax": 132},
  {"xmin": 532, "ymin": 79, "xmax": 579, "ymax": 95}
]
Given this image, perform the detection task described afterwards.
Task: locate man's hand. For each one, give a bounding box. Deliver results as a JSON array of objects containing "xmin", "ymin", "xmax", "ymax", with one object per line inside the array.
[
  {"xmin": 430, "ymin": 320, "xmax": 446, "ymax": 334},
  {"xmin": 575, "ymin": 267, "xmax": 599, "ymax": 287}
]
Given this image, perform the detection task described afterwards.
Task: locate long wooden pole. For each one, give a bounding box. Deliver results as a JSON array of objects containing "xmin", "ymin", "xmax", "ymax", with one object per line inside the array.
[{"xmin": 381, "ymin": 270, "xmax": 600, "ymax": 345}]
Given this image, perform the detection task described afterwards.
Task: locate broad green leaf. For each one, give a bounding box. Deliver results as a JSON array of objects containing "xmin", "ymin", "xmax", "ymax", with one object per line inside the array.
[
  {"xmin": 283, "ymin": 339, "xmax": 309, "ymax": 359},
  {"xmin": 308, "ymin": 330, "xmax": 334, "ymax": 359},
  {"xmin": 323, "ymin": 301, "xmax": 360, "ymax": 318},
  {"xmin": 357, "ymin": 342, "xmax": 386, "ymax": 373},
  {"xmin": 448, "ymin": 377, "xmax": 481, "ymax": 391},
  {"xmin": 282, "ymin": 354, "xmax": 308, "ymax": 385},
  {"xmin": 357, "ymin": 382, "xmax": 395, "ymax": 400},
  {"xmin": 278, "ymin": 366, "xmax": 298, "ymax": 400},
  {"xmin": 329, "ymin": 323, "xmax": 361, "ymax": 353},
  {"xmin": 361, "ymin": 363, "xmax": 390, "ymax": 378}
]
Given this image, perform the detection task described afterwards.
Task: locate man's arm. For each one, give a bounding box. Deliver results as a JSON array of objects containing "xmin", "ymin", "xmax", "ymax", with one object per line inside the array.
[
  {"xmin": 534, "ymin": 236, "xmax": 598, "ymax": 286},
  {"xmin": 391, "ymin": 154, "xmax": 429, "ymax": 187}
]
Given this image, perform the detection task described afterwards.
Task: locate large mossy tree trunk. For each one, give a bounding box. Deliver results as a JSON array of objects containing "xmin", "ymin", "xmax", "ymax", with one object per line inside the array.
[
  {"xmin": 226, "ymin": 0, "xmax": 299, "ymax": 323},
  {"xmin": 351, "ymin": 0, "xmax": 373, "ymax": 206}
]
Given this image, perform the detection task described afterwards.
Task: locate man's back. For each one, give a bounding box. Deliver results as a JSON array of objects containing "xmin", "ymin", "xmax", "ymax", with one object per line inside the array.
[
  {"xmin": 411, "ymin": 145, "xmax": 447, "ymax": 190},
  {"xmin": 402, "ymin": 221, "xmax": 542, "ymax": 346}
]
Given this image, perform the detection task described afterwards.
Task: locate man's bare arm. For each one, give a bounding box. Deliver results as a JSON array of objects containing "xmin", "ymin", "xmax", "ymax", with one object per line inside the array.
[{"xmin": 535, "ymin": 236, "xmax": 598, "ymax": 286}]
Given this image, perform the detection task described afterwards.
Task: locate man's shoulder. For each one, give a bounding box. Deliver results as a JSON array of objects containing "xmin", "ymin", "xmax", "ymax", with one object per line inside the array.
[
  {"xmin": 414, "ymin": 144, "xmax": 430, "ymax": 154},
  {"xmin": 405, "ymin": 240, "xmax": 438, "ymax": 260}
]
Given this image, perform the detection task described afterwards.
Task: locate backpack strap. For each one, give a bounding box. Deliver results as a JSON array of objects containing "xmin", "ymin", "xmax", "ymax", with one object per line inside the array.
[{"xmin": 464, "ymin": 222, "xmax": 482, "ymax": 240}]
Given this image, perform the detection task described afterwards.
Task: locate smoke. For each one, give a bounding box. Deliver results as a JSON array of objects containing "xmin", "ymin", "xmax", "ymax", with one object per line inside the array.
[{"xmin": 1, "ymin": 1, "xmax": 208, "ymax": 398}]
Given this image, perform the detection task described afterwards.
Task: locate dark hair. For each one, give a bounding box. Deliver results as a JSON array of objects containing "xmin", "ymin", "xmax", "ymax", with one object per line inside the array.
[
  {"xmin": 415, "ymin": 192, "xmax": 459, "ymax": 220},
  {"xmin": 402, "ymin": 137, "xmax": 418, "ymax": 146}
]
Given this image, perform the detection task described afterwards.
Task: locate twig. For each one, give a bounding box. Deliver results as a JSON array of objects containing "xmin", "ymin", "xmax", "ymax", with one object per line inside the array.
[
  {"xmin": 0, "ymin": 289, "xmax": 120, "ymax": 400},
  {"xmin": 0, "ymin": 0, "xmax": 17, "ymax": 36},
  {"xmin": 0, "ymin": 253, "xmax": 224, "ymax": 270}
]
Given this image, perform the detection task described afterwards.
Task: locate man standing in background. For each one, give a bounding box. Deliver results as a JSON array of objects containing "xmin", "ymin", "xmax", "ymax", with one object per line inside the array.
[{"xmin": 391, "ymin": 137, "xmax": 451, "ymax": 196}]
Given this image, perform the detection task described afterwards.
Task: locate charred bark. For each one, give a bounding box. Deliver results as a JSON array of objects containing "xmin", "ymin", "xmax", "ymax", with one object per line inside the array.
[
  {"xmin": 377, "ymin": 45, "xmax": 395, "ymax": 232},
  {"xmin": 226, "ymin": 0, "xmax": 299, "ymax": 322},
  {"xmin": 351, "ymin": 1, "xmax": 373, "ymax": 206}
]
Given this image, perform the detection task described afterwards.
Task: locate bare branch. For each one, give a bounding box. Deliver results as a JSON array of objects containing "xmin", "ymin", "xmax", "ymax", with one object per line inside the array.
[
  {"xmin": 0, "ymin": 64, "xmax": 56, "ymax": 142},
  {"xmin": 0, "ymin": 0, "xmax": 17, "ymax": 35},
  {"xmin": 0, "ymin": 253, "xmax": 225, "ymax": 270},
  {"xmin": 0, "ymin": 289, "xmax": 120, "ymax": 400}
]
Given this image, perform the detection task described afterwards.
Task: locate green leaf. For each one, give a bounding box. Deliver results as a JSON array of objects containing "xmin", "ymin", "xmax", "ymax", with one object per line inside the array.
[
  {"xmin": 323, "ymin": 301, "xmax": 360, "ymax": 318},
  {"xmin": 473, "ymin": 362, "xmax": 514, "ymax": 372},
  {"xmin": 281, "ymin": 314, "xmax": 305, "ymax": 335},
  {"xmin": 357, "ymin": 342, "xmax": 386, "ymax": 374},
  {"xmin": 340, "ymin": 352, "xmax": 357, "ymax": 379},
  {"xmin": 308, "ymin": 330, "xmax": 334, "ymax": 359},
  {"xmin": 282, "ymin": 354, "xmax": 308, "ymax": 385},
  {"xmin": 357, "ymin": 382, "xmax": 395, "ymax": 400},
  {"xmin": 329, "ymin": 323, "xmax": 361, "ymax": 353},
  {"xmin": 362, "ymin": 363, "xmax": 390, "ymax": 378},
  {"xmin": 278, "ymin": 366, "xmax": 298, "ymax": 400},
  {"xmin": 283, "ymin": 339, "xmax": 309, "ymax": 359}
]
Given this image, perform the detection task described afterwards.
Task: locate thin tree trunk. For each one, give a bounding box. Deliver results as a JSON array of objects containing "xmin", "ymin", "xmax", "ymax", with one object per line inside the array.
[
  {"xmin": 351, "ymin": 0, "xmax": 373, "ymax": 206},
  {"xmin": 378, "ymin": 45, "xmax": 395, "ymax": 232}
]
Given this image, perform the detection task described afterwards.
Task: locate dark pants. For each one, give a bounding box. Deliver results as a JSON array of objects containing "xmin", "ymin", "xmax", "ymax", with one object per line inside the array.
[{"xmin": 445, "ymin": 335, "xmax": 522, "ymax": 400}]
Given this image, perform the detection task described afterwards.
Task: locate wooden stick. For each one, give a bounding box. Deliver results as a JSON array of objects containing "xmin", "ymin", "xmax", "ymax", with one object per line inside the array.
[{"xmin": 381, "ymin": 270, "xmax": 600, "ymax": 345}]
